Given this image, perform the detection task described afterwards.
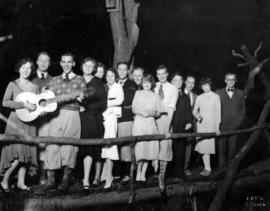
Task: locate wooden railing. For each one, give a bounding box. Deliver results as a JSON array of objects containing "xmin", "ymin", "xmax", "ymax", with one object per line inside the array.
[{"xmin": 0, "ymin": 122, "xmax": 270, "ymax": 208}]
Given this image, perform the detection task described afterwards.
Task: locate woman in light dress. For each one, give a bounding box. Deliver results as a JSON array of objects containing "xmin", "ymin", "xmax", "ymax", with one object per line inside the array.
[
  {"xmin": 101, "ymin": 68, "xmax": 124, "ymax": 189},
  {"xmin": 132, "ymin": 74, "xmax": 162, "ymax": 182},
  {"xmin": 192, "ymin": 77, "xmax": 221, "ymax": 176},
  {"xmin": 0, "ymin": 58, "xmax": 38, "ymax": 192}
]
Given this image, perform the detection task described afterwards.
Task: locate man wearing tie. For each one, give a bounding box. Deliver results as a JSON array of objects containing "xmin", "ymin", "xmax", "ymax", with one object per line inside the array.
[
  {"xmin": 117, "ymin": 62, "xmax": 138, "ymax": 182},
  {"xmin": 36, "ymin": 53, "xmax": 86, "ymax": 195},
  {"xmin": 216, "ymin": 73, "xmax": 245, "ymax": 167},
  {"xmin": 154, "ymin": 65, "xmax": 178, "ymax": 193},
  {"xmin": 32, "ymin": 52, "xmax": 53, "ymax": 185},
  {"xmin": 184, "ymin": 75, "xmax": 197, "ymax": 176}
]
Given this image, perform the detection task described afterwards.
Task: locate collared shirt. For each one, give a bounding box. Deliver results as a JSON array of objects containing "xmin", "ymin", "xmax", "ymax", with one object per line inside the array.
[
  {"xmin": 226, "ymin": 87, "xmax": 234, "ymax": 98},
  {"xmin": 155, "ymin": 81, "xmax": 178, "ymax": 112},
  {"xmin": 62, "ymin": 71, "xmax": 75, "ymax": 80},
  {"xmin": 184, "ymin": 88, "xmax": 193, "ymax": 106},
  {"xmin": 37, "ymin": 70, "xmax": 48, "ymax": 79}
]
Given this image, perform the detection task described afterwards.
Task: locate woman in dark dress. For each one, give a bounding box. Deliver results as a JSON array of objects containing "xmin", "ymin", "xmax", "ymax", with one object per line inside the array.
[
  {"xmin": 80, "ymin": 58, "xmax": 107, "ymax": 189},
  {"xmin": 171, "ymin": 73, "xmax": 193, "ymax": 178}
]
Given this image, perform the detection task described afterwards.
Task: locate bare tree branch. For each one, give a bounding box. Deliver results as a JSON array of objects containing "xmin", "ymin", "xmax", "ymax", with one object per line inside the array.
[
  {"xmin": 254, "ymin": 41, "xmax": 263, "ymax": 57},
  {"xmin": 232, "ymin": 50, "xmax": 245, "ymax": 59}
]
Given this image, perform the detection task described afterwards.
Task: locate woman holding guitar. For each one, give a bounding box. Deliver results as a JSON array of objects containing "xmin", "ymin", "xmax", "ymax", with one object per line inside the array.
[{"xmin": 0, "ymin": 58, "xmax": 38, "ymax": 192}]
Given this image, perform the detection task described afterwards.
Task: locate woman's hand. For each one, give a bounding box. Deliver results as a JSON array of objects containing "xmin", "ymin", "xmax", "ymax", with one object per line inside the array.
[
  {"xmin": 215, "ymin": 128, "xmax": 221, "ymax": 136},
  {"xmin": 77, "ymin": 93, "xmax": 84, "ymax": 102},
  {"xmin": 24, "ymin": 102, "xmax": 36, "ymax": 111},
  {"xmin": 40, "ymin": 111, "xmax": 47, "ymax": 117},
  {"xmin": 185, "ymin": 123, "xmax": 192, "ymax": 131},
  {"xmin": 196, "ymin": 115, "xmax": 203, "ymax": 123}
]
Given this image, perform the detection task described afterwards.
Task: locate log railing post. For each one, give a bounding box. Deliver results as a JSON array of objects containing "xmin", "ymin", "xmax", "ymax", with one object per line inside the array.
[{"xmin": 128, "ymin": 138, "xmax": 136, "ymax": 204}]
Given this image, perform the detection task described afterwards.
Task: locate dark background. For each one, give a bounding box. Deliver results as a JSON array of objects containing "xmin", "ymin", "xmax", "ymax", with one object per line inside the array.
[{"xmin": 0, "ymin": 0, "xmax": 270, "ymax": 102}]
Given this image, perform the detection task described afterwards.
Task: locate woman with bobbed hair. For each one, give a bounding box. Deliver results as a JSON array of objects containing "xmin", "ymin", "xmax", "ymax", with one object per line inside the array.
[
  {"xmin": 192, "ymin": 77, "xmax": 221, "ymax": 176},
  {"xmin": 95, "ymin": 62, "xmax": 106, "ymax": 81},
  {"xmin": 79, "ymin": 57, "xmax": 107, "ymax": 190},
  {"xmin": 0, "ymin": 58, "xmax": 38, "ymax": 192},
  {"xmin": 132, "ymin": 74, "xmax": 162, "ymax": 182},
  {"xmin": 101, "ymin": 68, "xmax": 124, "ymax": 189}
]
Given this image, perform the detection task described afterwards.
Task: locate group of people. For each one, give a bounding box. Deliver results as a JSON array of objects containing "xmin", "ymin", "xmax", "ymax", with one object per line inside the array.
[{"xmin": 0, "ymin": 51, "xmax": 245, "ymax": 195}]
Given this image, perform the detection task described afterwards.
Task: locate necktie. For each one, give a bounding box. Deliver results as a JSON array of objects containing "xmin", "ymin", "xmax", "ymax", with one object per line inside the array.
[
  {"xmin": 227, "ymin": 88, "xmax": 234, "ymax": 92},
  {"xmin": 187, "ymin": 91, "xmax": 193, "ymax": 106},
  {"xmin": 64, "ymin": 73, "xmax": 69, "ymax": 81},
  {"xmin": 41, "ymin": 73, "xmax": 45, "ymax": 79},
  {"xmin": 158, "ymin": 84, "xmax": 164, "ymax": 100}
]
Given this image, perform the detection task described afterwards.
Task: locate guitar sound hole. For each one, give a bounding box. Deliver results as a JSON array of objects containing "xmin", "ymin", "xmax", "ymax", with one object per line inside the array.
[{"xmin": 39, "ymin": 99, "xmax": 48, "ymax": 107}]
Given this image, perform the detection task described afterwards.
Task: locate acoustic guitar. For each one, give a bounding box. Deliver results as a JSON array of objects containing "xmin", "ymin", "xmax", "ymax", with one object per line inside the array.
[{"xmin": 15, "ymin": 88, "xmax": 94, "ymax": 122}]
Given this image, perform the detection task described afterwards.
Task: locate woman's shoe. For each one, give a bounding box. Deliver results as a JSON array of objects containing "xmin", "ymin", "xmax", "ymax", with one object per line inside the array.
[
  {"xmin": 83, "ymin": 185, "xmax": 90, "ymax": 190},
  {"xmin": 200, "ymin": 169, "xmax": 211, "ymax": 177},
  {"xmin": 104, "ymin": 177, "xmax": 114, "ymax": 191},
  {"xmin": 0, "ymin": 183, "xmax": 10, "ymax": 193},
  {"xmin": 16, "ymin": 185, "xmax": 33, "ymax": 193},
  {"xmin": 92, "ymin": 178, "xmax": 100, "ymax": 186}
]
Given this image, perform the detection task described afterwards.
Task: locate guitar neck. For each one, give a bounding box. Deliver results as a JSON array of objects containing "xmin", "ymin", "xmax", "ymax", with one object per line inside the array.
[
  {"xmin": 47, "ymin": 92, "xmax": 79, "ymax": 104},
  {"xmin": 46, "ymin": 87, "xmax": 94, "ymax": 104}
]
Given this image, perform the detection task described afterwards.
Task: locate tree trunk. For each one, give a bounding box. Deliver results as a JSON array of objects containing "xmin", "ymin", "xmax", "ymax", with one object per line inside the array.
[{"xmin": 109, "ymin": 0, "xmax": 140, "ymax": 67}]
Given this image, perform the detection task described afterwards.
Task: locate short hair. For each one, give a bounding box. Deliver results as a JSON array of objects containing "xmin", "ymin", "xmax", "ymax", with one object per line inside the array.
[
  {"xmin": 15, "ymin": 58, "xmax": 35, "ymax": 74},
  {"xmin": 81, "ymin": 57, "xmax": 97, "ymax": 75},
  {"xmin": 142, "ymin": 74, "xmax": 156, "ymax": 90},
  {"xmin": 186, "ymin": 75, "xmax": 196, "ymax": 82},
  {"xmin": 170, "ymin": 72, "xmax": 183, "ymax": 82},
  {"xmin": 131, "ymin": 66, "xmax": 145, "ymax": 74},
  {"xmin": 116, "ymin": 61, "xmax": 128, "ymax": 69},
  {"xmin": 106, "ymin": 67, "xmax": 119, "ymax": 81},
  {"xmin": 199, "ymin": 77, "xmax": 212, "ymax": 87},
  {"xmin": 97, "ymin": 62, "xmax": 106, "ymax": 71},
  {"xmin": 61, "ymin": 52, "xmax": 75, "ymax": 61},
  {"xmin": 225, "ymin": 72, "xmax": 237, "ymax": 80},
  {"xmin": 155, "ymin": 64, "xmax": 168, "ymax": 73},
  {"xmin": 37, "ymin": 51, "xmax": 51, "ymax": 62}
]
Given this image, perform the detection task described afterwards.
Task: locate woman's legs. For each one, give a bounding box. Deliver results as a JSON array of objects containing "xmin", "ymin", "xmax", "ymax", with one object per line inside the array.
[
  {"xmin": 94, "ymin": 161, "xmax": 102, "ymax": 183},
  {"xmin": 1, "ymin": 159, "xmax": 19, "ymax": 189},
  {"xmin": 17, "ymin": 165, "xmax": 27, "ymax": 188},
  {"xmin": 101, "ymin": 160, "xmax": 107, "ymax": 182},
  {"xmin": 83, "ymin": 156, "xmax": 93, "ymax": 186},
  {"xmin": 104, "ymin": 159, "xmax": 114, "ymax": 188},
  {"xmin": 141, "ymin": 161, "xmax": 148, "ymax": 181},
  {"xmin": 202, "ymin": 154, "xmax": 211, "ymax": 171},
  {"xmin": 136, "ymin": 161, "xmax": 143, "ymax": 181}
]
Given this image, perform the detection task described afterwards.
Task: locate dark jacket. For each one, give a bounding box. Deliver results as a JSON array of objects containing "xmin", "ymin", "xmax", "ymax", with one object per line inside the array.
[
  {"xmin": 32, "ymin": 74, "xmax": 53, "ymax": 92},
  {"xmin": 118, "ymin": 79, "xmax": 138, "ymax": 122},
  {"xmin": 172, "ymin": 91, "xmax": 193, "ymax": 132},
  {"xmin": 216, "ymin": 88, "xmax": 245, "ymax": 128}
]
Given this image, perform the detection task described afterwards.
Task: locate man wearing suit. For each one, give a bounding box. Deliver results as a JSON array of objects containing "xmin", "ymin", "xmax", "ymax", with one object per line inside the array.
[
  {"xmin": 117, "ymin": 62, "xmax": 138, "ymax": 182},
  {"xmin": 32, "ymin": 52, "xmax": 53, "ymax": 185},
  {"xmin": 171, "ymin": 73, "xmax": 193, "ymax": 178},
  {"xmin": 216, "ymin": 73, "xmax": 245, "ymax": 167},
  {"xmin": 184, "ymin": 75, "xmax": 197, "ymax": 176}
]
